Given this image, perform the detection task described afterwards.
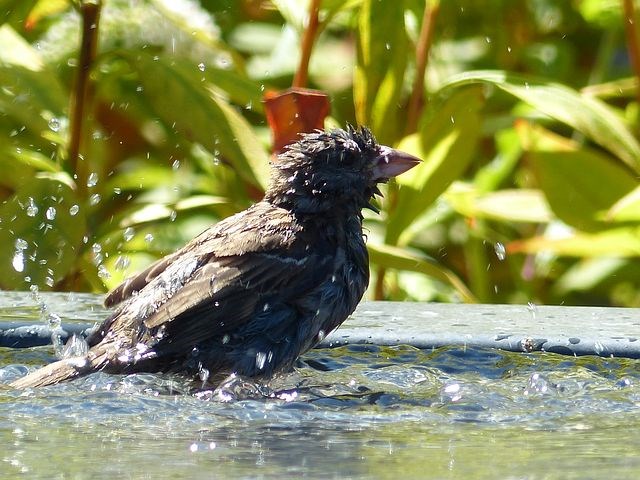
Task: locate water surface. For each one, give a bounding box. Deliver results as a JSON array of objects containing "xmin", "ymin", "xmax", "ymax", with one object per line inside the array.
[{"xmin": 1, "ymin": 293, "xmax": 638, "ymax": 479}]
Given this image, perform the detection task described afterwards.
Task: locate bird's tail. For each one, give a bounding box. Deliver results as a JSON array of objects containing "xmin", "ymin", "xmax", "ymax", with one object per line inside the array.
[{"xmin": 10, "ymin": 346, "xmax": 110, "ymax": 389}]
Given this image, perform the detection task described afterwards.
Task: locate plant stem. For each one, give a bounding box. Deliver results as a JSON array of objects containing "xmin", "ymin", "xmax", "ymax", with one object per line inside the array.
[
  {"xmin": 292, "ymin": 0, "xmax": 322, "ymax": 88},
  {"xmin": 622, "ymin": 0, "xmax": 640, "ymax": 106},
  {"xmin": 68, "ymin": 0, "xmax": 101, "ymax": 197},
  {"xmin": 407, "ymin": 0, "xmax": 440, "ymax": 133}
]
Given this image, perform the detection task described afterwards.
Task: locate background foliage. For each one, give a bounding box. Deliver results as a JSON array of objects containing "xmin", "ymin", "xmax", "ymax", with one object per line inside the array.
[{"xmin": 1, "ymin": 0, "xmax": 640, "ymax": 306}]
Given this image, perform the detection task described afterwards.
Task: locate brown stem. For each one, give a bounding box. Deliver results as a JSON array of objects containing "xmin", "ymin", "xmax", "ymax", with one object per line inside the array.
[
  {"xmin": 623, "ymin": 0, "xmax": 640, "ymax": 106},
  {"xmin": 68, "ymin": 0, "xmax": 101, "ymax": 197},
  {"xmin": 373, "ymin": 267, "xmax": 386, "ymax": 300},
  {"xmin": 292, "ymin": 0, "xmax": 322, "ymax": 88},
  {"xmin": 406, "ymin": 1, "xmax": 440, "ymax": 133}
]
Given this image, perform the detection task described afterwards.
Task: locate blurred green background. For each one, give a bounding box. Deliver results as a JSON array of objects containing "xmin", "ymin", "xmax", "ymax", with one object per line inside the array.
[{"xmin": 1, "ymin": 0, "xmax": 640, "ymax": 306}]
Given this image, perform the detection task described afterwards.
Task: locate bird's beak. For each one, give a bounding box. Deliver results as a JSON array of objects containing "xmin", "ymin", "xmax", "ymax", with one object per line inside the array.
[{"xmin": 372, "ymin": 146, "xmax": 421, "ymax": 181}]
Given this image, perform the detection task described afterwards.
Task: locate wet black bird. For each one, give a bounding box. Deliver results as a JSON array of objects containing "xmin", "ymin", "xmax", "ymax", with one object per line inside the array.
[{"xmin": 12, "ymin": 126, "xmax": 419, "ymax": 389}]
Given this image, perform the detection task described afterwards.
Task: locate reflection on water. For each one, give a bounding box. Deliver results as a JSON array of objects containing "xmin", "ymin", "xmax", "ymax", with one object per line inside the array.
[{"xmin": 1, "ymin": 293, "xmax": 639, "ymax": 478}]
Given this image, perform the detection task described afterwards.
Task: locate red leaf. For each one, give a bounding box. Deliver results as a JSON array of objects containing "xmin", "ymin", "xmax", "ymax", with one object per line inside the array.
[{"xmin": 264, "ymin": 88, "xmax": 330, "ymax": 153}]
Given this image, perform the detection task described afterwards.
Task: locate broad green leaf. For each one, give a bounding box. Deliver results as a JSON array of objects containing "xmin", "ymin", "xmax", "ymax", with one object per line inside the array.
[
  {"xmin": 446, "ymin": 185, "xmax": 552, "ymax": 224},
  {"xmin": 443, "ymin": 70, "xmax": 640, "ymax": 172},
  {"xmin": 529, "ymin": 149, "xmax": 638, "ymax": 231},
  {"xmin": 118, "ymin": 196, "xmax": 227, "ymax": 229},
  {"xmin": 508, "ymin": 227, "xmax": 640, "ymax": 257},
  {"xmin": 354, "ymin": 0, "xmax": 407, "ymax": 144},
  {"xmin": 0, "ymin": 64, "xmax": 68, "ymax": 140},
  {"xmin": 119, "ymin": 53, "xmax": 269, "ymax": 190},
  {"xmin": 555, "ymin": 257, "xmax": 627, "ymax": 294},
  {"xmin": 0, "ymin": 173, "xmax": 85, "ymax": 289},
  {"xmin": 205, "ymin": 67, "xmax": 265, "ymax": 114},
  {"xmin": 386, "ymin": 87, "xmax": 484, "ymax": 245},
  {"xmin": 368, "ymin": 243, "xmax": 476, "ymax": 303},
  {"xmin": 9, "ymin": 148, "xmax": 61, "ymax": 173}
]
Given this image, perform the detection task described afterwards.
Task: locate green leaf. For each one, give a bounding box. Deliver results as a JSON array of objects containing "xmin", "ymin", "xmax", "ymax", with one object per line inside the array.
[
  {"xmin": 0, "ymin": 173, "xmax": 85, "ymax": 289},
  {"xmin": 508, "ymin": 227, "xmax": 640, "ymax": 257},
  {"xmin": 386, "ymin": 87, "xmax": 484, "ymax": 245},
  {"xmin": 0, "ymin": 24, "xmax": 44, "ymax": 70},
  {"xmin": 117, "ymin": 52, "xmax": 269, "ymax": 190},
  {"xmin": 0, "ymin": 64, "xmax": 68, "ymax": 141},
  {"xmin": 605, "ymin": 185, "xmax": 640, "ymax": 222},
  {"xmin": 368, "ymin": 243, "xmax": 476, "ymax": 303},
  {"xmin": 443, "ymin": 70, "xmax": 640, "ymax": 172},
  {"xmin": 354, "ymin": 0, "xmax": 407, "ymax": 144},
  {"xmin": 529, "ymin": 149, "xmax": 638, "ymax": 231},
  {"xmin": 446, "ymin": 184, "xmax": 552, "ymax": 224}
]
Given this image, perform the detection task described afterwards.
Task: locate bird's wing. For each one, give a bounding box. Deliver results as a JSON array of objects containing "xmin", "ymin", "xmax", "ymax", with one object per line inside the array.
[
  {"xmin": 104, "ymin": 201, "xmax": 301, "ymax": 308},
  {"xmin": 97, "ymin": 202, "xmax": 334, "ymax": 351}
]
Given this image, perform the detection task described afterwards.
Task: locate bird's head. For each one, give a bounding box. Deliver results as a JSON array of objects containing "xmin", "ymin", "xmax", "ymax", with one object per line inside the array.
[{"xmin": 265, "ymin": 126, "xmax": 420, "ymax": 215}]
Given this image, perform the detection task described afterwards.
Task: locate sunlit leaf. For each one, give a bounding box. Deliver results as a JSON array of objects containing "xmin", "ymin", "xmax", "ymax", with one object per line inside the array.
[
  {"xmin": 554, "ymin": 257, "xmax": 627, "ymax": 294},
  {"xmin": 0, "ymin": 24, "xmax": 43, "ymax": 70},
  {"xmin": 605, "ymin": 185, "xmax": 640, "ymax": 222},
  {"xmin": 508, "ymin": 227, "xmax": 640, "ymax": 257},
  {"xmin": 529, "ymin": 149, "xmax": 638, "ymax": 231},
  {"xmin": 386, "ymin": 87, "xmax": 484, "ymax": 245},
  {"xmin": 446, "ymin": 184, "xmax": 552, "ymax": 224},
  {"xmin": 368, "ymin": 243, "xmax": 476, "ymax": 303},
  {"xmin": 443, "ymin": 70, "xmax": 640, "ymax": 172},
  {"xmin": 0, "ymin": 173, "xmax": 85, "ymax": 289},
  {"xmin": 354, "ymin": 0, "xmax": 407, "ymax": 144}
]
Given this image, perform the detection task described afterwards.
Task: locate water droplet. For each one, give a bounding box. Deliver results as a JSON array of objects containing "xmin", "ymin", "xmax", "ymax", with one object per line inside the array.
[
  {"xmin": 15, "ymin": 238, "xmax": 28, "ymax": 250},
  {"xmin": 47, "ymin": 312, "xmax": 62, "ymax": 329},
  {"xmin": 172, "ymin": 159, "xmax": 180, "ymax": 170},
  {"xmin": 115, "ymin": 255, "xmax": 130, "ymax": 271},
  {"xmin": 123, "ymin": 227, "xmax": 135, "ymax": 242},
  {"xmin": 62, "ymin": 334, "xmax": 89, "ymax": 358},
  {"xmin": 197, "ymin": 62, "xmax": 205, "ymax": 72},
  {"xmin": 69, "ymin": 204, "xmax": 80, "ymax": 216},
  {"xmin": 136, "ymin": 85, "xmax": 143, "ymax": 92},
  {"xmin": 222, "ymin": 334, "xmax": 230, "ymax": 344},
  {"xmin": 97, "ymin": 265, "xmax": 111, "ymax": 279},
  {"xmin": 494, "ymin": 242, "xmax": 506, "ymax": 261},
  {"xmin": 26, "ymin": 197, "xmax": 38, "ymax": 217},
  {"xmin": 255, "ymin": 351, "xmax": 267, "ymax": 370},
  {"xmin": 318, "ymin": 330, "xmax": 326, "ymax": 341},
  {"xmin": 144, "ymin": 233, "xmax": 154, "ymax": 243},
  {"xmin": 48, "ymin": 117, "xmax": 60, "ymax": 132},
  {"xmin": 12, "ymin": 251, "xmax": 25, "ymax": 272},
  {"xmin": 524, "ymin": 372, "xmax": 550, "ymax": 396},
  {"xmin": 89, "ymin": 193, "xmax": 101, "ymax": 205},
  {"xmin": 45, "ymin": 207, "xmax": 56, "ymax": 220},
  {"xmin": 87, "ymin": 172, "xmax": 99, "ymax": 187},
  {"xmin": 527, "ymin": 302, "xmax": 537, "ymax": 320}
]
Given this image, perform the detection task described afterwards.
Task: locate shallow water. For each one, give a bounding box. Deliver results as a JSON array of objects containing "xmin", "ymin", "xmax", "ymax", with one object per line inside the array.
[{"xmin": 0, "ymin": 293, "xmax": 639, "ymax": 479}]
